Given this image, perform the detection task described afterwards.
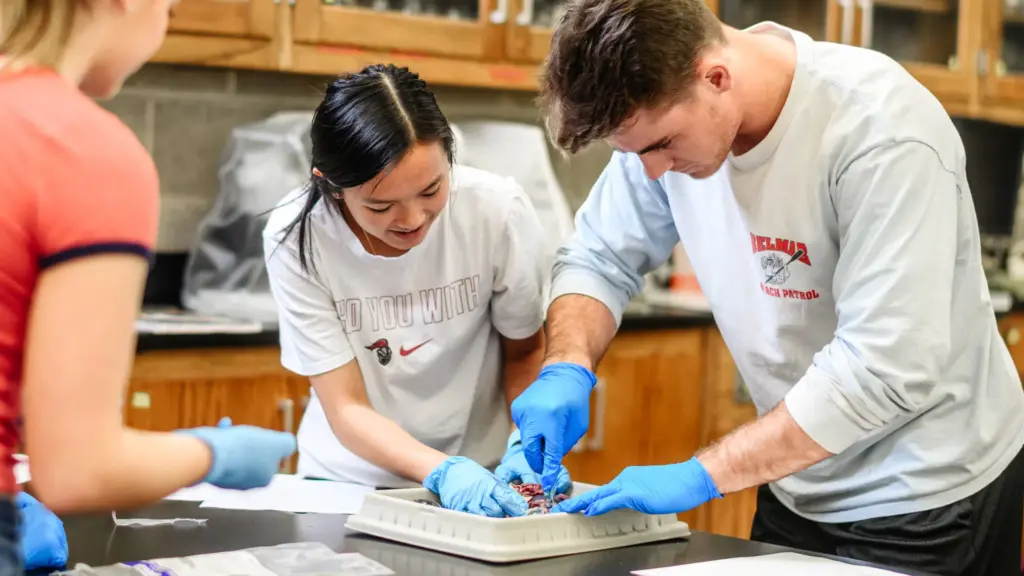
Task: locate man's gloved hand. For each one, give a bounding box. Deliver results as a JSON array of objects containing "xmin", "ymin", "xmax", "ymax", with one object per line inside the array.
[
  {"xmin": 16, "ymin": 492, "xmax": 67, "ymax": 571},
  {"xmin": 423, "ymin": 456, "xmax": 528, "ymax": 518},
  {"xmin": 510, "ymin": 363, "xmax": 596, "ymax": 494},
  {"xmin": 551, "ymin": 458, "xmax": 722, "ymax": 516},
  {"xmin": 494, "ymin": 430, "xmax": 571, "ymax": 495},
  {"xmin": 176, "ymin": 417, "xmax": 296, "ymax": 490}
]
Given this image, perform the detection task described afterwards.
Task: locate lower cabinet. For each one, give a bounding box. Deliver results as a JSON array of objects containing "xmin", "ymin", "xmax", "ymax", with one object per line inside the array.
[
  {"xmin": 124, "ymin": 326, "xmax": 761, "ymax": 538},
  {"xmin": 126, "ymin": 347, "xmax": 307, "ymax": 473}
]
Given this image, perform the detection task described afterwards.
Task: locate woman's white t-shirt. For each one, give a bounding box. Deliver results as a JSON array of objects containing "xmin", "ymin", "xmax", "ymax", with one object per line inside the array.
[{"xmin": 262, "ymin": 165, "xmax": 548, "ymax": 487}]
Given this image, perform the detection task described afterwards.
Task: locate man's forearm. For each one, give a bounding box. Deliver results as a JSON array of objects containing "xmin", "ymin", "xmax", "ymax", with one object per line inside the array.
[
  {"xmin": 543, "ymin": 294, "xmax": 618, "ymax": 371},
  {"xmin": 696, "ymin": 400, "xmax": 833, "ymax": 494}
]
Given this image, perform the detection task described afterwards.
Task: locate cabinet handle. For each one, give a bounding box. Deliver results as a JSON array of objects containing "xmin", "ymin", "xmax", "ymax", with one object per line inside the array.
[
  {"xmin": 278, "ymin": 398, "xmax": 295, "ymax": 434},
  {"xmin": 1007, "ymin": 327, "xmax": 1021, "ymax": 346},
  {"xmin": 838, "ymin": 0, "xmax": 855, "ymax": 45},
  {"xmin": 857, "ymin": 0, "xmax": 873, "ymax": 48},
  {"xmin": 515, "ymin": 0, "xmax": 534, "ymax": 26},
  {"xmin": 489, "ymin": 0, "xmax": 508, "ymax": 24}
]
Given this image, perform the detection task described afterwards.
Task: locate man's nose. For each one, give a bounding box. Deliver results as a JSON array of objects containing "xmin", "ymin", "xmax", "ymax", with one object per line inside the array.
[{"xmin": 641, "ymin": 155, "xmax": 671, "ymax": 180}]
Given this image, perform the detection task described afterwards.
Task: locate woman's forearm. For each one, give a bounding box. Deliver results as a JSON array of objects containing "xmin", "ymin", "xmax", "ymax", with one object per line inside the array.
[
  {"xmin": 326, "ymin": 402, "xmax": 448, "ymax": 483},
  {"xmin": 30, "ymin": 429, "xmax": 213, "ymax": 513}
]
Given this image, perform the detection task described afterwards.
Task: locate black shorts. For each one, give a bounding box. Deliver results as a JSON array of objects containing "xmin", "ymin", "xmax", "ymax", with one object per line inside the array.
[{"xmin": 750, "ymin": 445, "xmax": 1024, "ymax": 576}]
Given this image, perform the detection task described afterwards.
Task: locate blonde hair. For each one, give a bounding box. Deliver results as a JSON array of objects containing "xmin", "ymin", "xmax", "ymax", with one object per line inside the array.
[{"xmin": 0, "ymin": 0, "xmax": 87, "ymax": 71}]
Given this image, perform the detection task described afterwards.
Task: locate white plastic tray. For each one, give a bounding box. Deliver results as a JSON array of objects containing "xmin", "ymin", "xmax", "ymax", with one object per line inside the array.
[{"xmin": 344, "ymin": 483, "xmax": 690, "ymax": 563}]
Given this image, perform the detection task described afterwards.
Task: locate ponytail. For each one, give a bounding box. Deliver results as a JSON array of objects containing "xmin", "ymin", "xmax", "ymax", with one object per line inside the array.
[{"xmin": 0, "ymin": 0, "xmax": 86, "ymax": 71}]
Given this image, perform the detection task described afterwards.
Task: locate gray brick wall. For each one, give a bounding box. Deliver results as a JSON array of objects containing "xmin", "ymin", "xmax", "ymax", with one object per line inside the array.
[{"xmin": 100, "ymin": 64, "xmax": 612, "ymax": 252}]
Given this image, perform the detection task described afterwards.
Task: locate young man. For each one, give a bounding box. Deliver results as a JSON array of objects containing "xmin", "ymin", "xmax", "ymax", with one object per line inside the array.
[{"xmin": 510, "ymin": 0, "xmax": 1024, "ymax": 574}]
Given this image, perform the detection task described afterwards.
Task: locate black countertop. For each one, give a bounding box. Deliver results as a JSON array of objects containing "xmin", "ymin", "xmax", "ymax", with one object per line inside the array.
[
  {"xmin": 135, "ymin": 306, "xmax": 715, "ymax": 352},
  {"xmin": 53, "ymin": 500, "xmax": 931, "ymax": 575}
]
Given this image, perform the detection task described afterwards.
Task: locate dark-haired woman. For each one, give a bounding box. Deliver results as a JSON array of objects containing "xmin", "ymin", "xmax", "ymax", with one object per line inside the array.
[{"xmin": 262, "ymin": 64, "xmax": 571, "ymax": 517}]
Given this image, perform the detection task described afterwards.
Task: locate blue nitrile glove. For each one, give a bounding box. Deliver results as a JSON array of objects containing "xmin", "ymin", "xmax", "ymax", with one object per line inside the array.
[
  {"xmin": 510, "ymin": 362, "xmax": 596, "ymax": 494},
  {"xmin": 176, "ymin": 417, "xmax": 296, "ymax": 490},
  {"xmin": 16, "ymin": 492, "xmax": 67, "ymax": 570},
  {"xmin": 551, "ymin": 458, "xmax": 722, "ymax": 516},
  {"xmin": 493, "ymin": 430, "xmax": 571, "ymax": 495},
  {"xmin": 423, "ymin": 456, "xmax": 529, "ymax": 518}
]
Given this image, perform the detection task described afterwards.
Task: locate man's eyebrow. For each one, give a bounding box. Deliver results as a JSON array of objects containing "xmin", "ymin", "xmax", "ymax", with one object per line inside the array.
[
  {"xmin": 637, "ymin": 138, "xmax": 671, "ymax": 155},
  {"xmin": 365, "ymin": 176, "xmax": 442, "ymax": 205}
]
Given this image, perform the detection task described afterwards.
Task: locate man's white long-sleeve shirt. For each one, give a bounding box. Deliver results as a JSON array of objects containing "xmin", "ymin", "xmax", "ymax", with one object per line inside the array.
[{"xmin": 552, "ymin": 22, "xmax": 1024, "ymax": 522}]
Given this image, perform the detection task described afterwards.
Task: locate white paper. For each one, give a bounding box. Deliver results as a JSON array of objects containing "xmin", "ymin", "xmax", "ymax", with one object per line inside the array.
[
  {"xmin": 164, "ymin": 482, "xmax": 229, "ymax": 502},
  {"xmin": 632, "ymin": 553, "xmax": 906, "ymax": 575},
  {"xmin": 129, "ymin": 550, "xmax": 277, "ymax": 576},
  {"xmin": 198, "ymin": 474, "xmax": 374, "ymax": 514}
]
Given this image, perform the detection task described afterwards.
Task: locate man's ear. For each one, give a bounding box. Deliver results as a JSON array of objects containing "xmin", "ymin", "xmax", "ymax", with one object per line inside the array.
[{"xmin": 705, "ymin": 64, "xmax": 732, "ymax": 94}]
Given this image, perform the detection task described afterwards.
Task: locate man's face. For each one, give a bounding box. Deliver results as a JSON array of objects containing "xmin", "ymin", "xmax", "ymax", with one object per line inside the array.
[{"xmin": 606, "ymin": 68, "xmax": 740, "ymax": 181}]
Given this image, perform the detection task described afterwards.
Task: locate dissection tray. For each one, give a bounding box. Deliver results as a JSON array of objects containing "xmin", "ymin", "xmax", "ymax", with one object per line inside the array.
[{"xmin": 344, "ymin": 483, "xmax": 690, "ymax": 563}]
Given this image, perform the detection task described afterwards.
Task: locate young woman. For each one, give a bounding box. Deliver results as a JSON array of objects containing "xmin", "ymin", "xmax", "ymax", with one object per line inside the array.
[
  {"xmin": 0, "ymin": 1, "xmax": 295, "ymax": 570},
  {"xmin": 263, "ymin": 64, "xmax": 572, "ymax": 517}
]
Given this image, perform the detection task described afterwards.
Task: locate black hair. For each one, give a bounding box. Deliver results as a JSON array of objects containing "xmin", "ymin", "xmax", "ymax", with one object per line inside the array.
[{"xmin": 279, "ymin": 64, "xmax": 456, "ymax": 272}]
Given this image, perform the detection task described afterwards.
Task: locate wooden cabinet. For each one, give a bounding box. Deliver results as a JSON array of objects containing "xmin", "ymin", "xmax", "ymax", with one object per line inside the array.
[
  {"xmin": 126, "ymin": 347, "xmax": 306, "ymax": 472},
  {"xmin": 168, "ymin": 0, "xmax": 276, "ymax": 38}
]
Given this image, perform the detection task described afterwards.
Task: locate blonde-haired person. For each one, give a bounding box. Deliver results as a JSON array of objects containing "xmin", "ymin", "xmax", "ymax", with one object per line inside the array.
[{"xmin": 0, "ymin": 1, "xmax": 296, "ymax": 571}]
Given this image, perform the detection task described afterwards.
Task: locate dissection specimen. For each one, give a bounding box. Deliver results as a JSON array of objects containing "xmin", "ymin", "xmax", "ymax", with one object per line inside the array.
[{"xmin": 412, "ymin": 481, "xmax": 569, "ymax": 517}]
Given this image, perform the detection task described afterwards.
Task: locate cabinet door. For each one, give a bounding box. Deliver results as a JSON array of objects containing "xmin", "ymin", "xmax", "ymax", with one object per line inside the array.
[
  {"xmin": 715, "ymin": 0, "xmax": 839, "ymax": 41},
  {"xmin": 293, "ymin": 0, "xmax": 504, "ymax": 62},
  {"xmin": 859, "ymin": 0, "xmax": 974, "ymax": 105},
  {"xmin": 561, "ymin": 329, "xmax": 706, "ymax": 531},
  {"xmin": 168, "ymin": 0, "xmax": 276, "ymax": 38},
  {"xmin": 696, "ymin": 327, "xmax": 760, "ymax": 539},
  {"xmin": 980, "ymin": 0, "xmax": 1024, "ymax": 121},
  {"xmin": 126, "ymin": 347, "xmax": 303, "ymax": 472},
  {"xmin": 503, "ymin": 0, "xmax": 565, "ymax": 63}
]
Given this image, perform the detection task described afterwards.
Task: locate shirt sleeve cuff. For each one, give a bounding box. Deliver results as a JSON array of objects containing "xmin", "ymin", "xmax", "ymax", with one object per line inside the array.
[
  {"xmin": 280, "ymin": 349, "xmax": 356, "ymax": 377},
  {"xmin": 784, "ymin": 365, "xmax": 870, "ymax": 455},
  {"xmin": 549, "ymin": 269, "xmax": 629, "ymax": 327}
]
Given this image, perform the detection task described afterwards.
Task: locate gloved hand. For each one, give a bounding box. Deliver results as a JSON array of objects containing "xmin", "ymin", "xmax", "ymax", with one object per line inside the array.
[
  {"xmin": 423, "ymin": 456, "xmax": 528, "ymax": 518},
  {"xmin": 493, "ymin": 430, "xmax": 571, "ymax": 495},
  {"xmin": 510, "ymin": 362, "xmax": 596, "ymax": 493},
  {"xmin": 551, "ymin": 458, "xmax": 722, "ymax": 516},
  {"xmin": 16, "ymin": 492, "xmax": 67, "ymax": 570},
  {"xmin": 176, "ymin": 417, "xmax": 296, "ymax": 490}
]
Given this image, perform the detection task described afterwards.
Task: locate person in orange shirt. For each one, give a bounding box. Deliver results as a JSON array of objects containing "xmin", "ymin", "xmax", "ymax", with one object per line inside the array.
[{"xmin": 0, "ymin": 1, "xmax": 296, "ymax": 572}]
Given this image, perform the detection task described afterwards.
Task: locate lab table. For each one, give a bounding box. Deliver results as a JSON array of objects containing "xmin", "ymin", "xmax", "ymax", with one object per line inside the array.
[{"xmin": 53, "ymin": 500, "xmax": 934, "ymax": 575}]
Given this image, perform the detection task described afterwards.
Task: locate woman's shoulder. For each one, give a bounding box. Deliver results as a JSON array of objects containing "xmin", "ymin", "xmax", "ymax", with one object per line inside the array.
[{"xmin": 448, "ymin": 165, "xmax": 536, "ymax": 226}]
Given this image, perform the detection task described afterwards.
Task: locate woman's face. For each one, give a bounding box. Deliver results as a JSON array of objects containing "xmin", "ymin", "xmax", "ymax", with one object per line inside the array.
[{"xmin": 338, "ymin": 142, "xmax": 451, "ymax": 256}]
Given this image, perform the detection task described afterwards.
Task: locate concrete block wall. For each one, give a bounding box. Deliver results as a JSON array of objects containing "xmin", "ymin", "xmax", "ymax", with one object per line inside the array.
[{"xmin": 101, "ymin": 63, "xmax": 613, "ymax": 252}]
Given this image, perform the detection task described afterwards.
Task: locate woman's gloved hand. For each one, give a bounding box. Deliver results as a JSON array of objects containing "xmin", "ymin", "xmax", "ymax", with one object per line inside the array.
[
  {"xmin": 176, "ymin": 417, "xmax": 296, "ymax": 490},
  {"xmin": 423, "ymin": 456, "xmax": 528, "ymax": 518},
  {"xmin": 494, "ymin": 430, "xmax": 571, "ymax": 495},
  {"xmin": 16, "ymin": 492, "xmax": 68, "ymax": 571}
]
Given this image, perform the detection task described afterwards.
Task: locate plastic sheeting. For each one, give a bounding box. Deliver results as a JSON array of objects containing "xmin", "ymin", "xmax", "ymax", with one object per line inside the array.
[{"xmin": 181, "ymin": 112, "xmax": 313, "ymax": 322}]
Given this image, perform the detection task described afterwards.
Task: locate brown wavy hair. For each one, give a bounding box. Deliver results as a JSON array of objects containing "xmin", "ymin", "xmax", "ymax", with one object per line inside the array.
[{"xmin": 538, "ymin": 0, "xmax": 724, "ymax": 154}]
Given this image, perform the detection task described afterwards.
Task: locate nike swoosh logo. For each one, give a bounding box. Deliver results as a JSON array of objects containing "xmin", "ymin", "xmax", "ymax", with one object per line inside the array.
[{"xmin": 399, "ymin": 340, "xmax": 432, "ymax": 357}]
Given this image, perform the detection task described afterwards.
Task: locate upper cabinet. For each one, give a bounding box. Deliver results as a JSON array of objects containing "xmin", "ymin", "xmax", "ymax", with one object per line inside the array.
[
  {"xmin": 293, "ymin": 0, "xmax": 498, "ymax": 60},
  {"xmin": 152, "ymin": 0, "xmax": 1024, "ymax": 126},
  {"xmin": 168, "ymin": 0, "xmax": 276, "ymax": 38},
  {"xmin": 981, "ymin": 0, "xmax": 1024, "ymax": 124},
  {"xmin": 860, "ymin": 0, "xmax": 974, "ymax": 108},
  {"xmin": 714, "ymin": 0, "xmax": 835, "ymax": 41}
]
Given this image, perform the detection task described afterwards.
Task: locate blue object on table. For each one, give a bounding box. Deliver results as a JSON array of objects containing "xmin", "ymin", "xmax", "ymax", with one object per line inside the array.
[
  {"xmin": 16, "ymin": 492, "xmax": 67, "ymax": 570},
  {"xmin": 423, "ymin": 456, "xmax": 528, "ymax": 518},
  {"xmin": 176, "ymin": 417, "xmax": 296, "ymax": 490}
]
